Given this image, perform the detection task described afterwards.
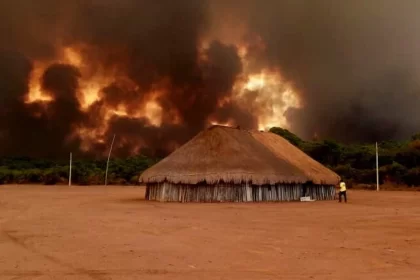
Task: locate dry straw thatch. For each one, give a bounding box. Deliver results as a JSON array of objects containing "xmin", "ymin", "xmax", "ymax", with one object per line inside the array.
[
  {"xmin": 139, "ymin": 125, "xmax": 340, "ymax": 186},
  {"xmin": 250, "ymin": 131, "xmax": 340, "ymax": 185}
]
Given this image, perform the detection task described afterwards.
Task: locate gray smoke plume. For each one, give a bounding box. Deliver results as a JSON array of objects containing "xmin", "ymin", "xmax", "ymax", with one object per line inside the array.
[
  {"xmin": 1, "ymin": 0, "xmax": 420, "ymax": 158},
  {"xmin": 0, "ymin": 1, "xmax": 254, "ymax": 157},
  {"xmin": 231, "ymin": 0, "xmax": 420, "ymax": 142}
]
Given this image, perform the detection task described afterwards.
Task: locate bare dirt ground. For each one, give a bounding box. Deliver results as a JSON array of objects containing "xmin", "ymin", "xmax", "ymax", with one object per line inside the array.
[{"xmin": 1, "ymin": 186, "xmax": 420, "ymax": 280}]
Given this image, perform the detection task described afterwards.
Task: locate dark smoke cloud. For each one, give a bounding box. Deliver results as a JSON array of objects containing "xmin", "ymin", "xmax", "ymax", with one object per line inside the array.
[
  {"xmin": 0, "ymin": 57, "xmax": 84, "ymax": 157},
  {"xmin": 230, "ymin": 0, "xmax": 420, "ymax": 143},
  {"xmin": 1, "ymin": 1, "xmax": 420, "ymax": 158},
  {"xmin": 163, "ymin": 41, "xmax": 244, "ymax": 130},
  {"xmin": 0, "ymin": 0, "xmax": 255, "ymax": 157}
]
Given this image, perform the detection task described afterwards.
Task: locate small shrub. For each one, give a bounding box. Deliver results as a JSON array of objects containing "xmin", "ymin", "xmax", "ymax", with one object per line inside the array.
[
  {"xmin": 130, "ymin": 175, "xmax": 139, "ymax": 185},
  {"xmin": 44, "ymin": 169, "xmax": 61, "ymax": 185}
]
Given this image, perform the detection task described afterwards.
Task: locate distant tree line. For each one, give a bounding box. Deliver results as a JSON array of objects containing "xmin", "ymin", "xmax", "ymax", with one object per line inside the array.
[
  {"xmin": 0, "ymin": 156, "xmax": 158, "ymax": 185},
  {"xmin": 269, "ymin": 127, "xmax": 420, "ymax": 187},
  {"xmin": 1, "ymin": 127, "xmax": 420, "ymax": 187}
]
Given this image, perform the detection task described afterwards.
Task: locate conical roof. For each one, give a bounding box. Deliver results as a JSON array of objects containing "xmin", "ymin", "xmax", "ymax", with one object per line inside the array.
[
  {"xmin": 139, "ymin": 125, "xmax": 340, "ymax": 186},
  {"xmin": 250, "ymin": 130, "xmax": 340, "ymax": 185}
]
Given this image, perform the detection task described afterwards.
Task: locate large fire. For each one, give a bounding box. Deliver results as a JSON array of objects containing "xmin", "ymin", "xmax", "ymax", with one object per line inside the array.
[
  {"xmin": 25, "ymin": 44, "xmax": 168, "ymax": 150},
  {"xmin": 201, "ymin": 34, "xmax": 301, "ymax": 131},
  {"xmin": 233, "ymin": 42, "xmax": 301, "ymax": 131},
  {"xmin": 23, "ymin": 36, "xmax": 300, "ymax": 154},
  {"xmin": 3, "ymin": 0, "xmax": 417, "ymax": 158},
  {"xmin": 238, "ymin": 70, "xmax": 300, "ymax": 131},
  {"xmin": 26, "ymin": 62, "xmax": 54, "ymax": 103}
]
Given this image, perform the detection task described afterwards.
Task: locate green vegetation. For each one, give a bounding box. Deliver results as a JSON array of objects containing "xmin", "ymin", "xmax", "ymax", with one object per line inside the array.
[
  {"xmin": 1, "ymin": 127, "xmax": 420, "ymax": 187},
  {"xmin": 269, "ymin": 127, "xmax": 420, "ymax": 187},
  {"xmin": 0, "ymin": 156, "xmax": 159, "ymax": 185}
]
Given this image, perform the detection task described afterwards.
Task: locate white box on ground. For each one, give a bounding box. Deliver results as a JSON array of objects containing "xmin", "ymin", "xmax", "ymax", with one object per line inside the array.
[{"xmin": 300, "ymin": 196, "xmax": 316, "ymax": 202}]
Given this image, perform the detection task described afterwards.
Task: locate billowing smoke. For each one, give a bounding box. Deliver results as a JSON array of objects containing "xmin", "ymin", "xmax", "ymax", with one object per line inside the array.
[
  {"xmin": 0, "ymin": 0, "xmax": 252, "ymax": 157},
  {"xmin": 228, "ymin": 0, "xmax": 420, "ymax": 143},
  {"xmin": 1, "ymin": 1, "xmax": 420, "ymax": 158}
]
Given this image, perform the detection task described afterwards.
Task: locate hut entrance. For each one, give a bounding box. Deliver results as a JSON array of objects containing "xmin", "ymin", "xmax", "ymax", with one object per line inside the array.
[{"xmin": 302, "ymin": 184, "xmax": 308, "ymax": 198}]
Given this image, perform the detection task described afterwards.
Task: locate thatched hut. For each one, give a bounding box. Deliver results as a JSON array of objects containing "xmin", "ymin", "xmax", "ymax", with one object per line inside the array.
[{"xmin": 139, "ymin": 125, "xmax": 340, "ymax": 202}]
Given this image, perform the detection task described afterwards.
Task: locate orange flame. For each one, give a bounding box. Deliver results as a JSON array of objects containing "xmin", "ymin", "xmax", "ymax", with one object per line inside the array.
[
  {"xmin": 27, "ymin": 36, "xmax": 300, "ymax": 152},
  {"xmin": 26, "ymin": 45, "xmax": 167, "ymax": 153},
  {"xmin": 200, "ymin": 33, "xmax": 301, "ymax": 130},
  {"xmin": 25, "ymin": 61, "xmax": 53, "ymax": 104},
  {"xmin": 235, "ymin": 69, "xmax": 301, "ymax": 131}
]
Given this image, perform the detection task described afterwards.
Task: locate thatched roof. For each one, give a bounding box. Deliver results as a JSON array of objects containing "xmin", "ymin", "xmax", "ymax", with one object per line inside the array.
[
  {"xmin": 250, "ymin": 131, "xmax": 340, "ymax": 185},
  {"xmin": 139, "ymin": 125, "xmax": 340, "ymax": 186}
]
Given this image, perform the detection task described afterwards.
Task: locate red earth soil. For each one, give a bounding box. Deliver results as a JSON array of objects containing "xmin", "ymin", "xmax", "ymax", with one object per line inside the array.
[{"xmin": 1, "ymin": 185, "xmax": 420, "ymax": 280}]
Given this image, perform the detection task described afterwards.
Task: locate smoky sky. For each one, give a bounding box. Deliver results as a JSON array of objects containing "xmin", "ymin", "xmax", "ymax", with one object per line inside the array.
[
  {"xmin": 1, "ymin": 1, "xmax": 420, "ymax": 158},
  {"xmin": 231, "ymin": 0, "xmax": 420, "ymax": 143}
]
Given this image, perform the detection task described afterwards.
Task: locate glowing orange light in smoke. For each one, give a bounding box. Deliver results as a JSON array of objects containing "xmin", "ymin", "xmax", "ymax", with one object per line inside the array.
[
  {"xmin": 235, "ymin": 68, "xmax": 301, "ymax": 131},
  {"xmin": 244, "ymin": 73, "xmax": 266, "ymax": 91},
  {"xmin": 200, "ymin": 35, "xmax": 301, "ymax": 130},
  {"xmin": 63, "ymin": 47, "xmax": 83, "ymax": 66},
  {"xmin": 26, "ymin": 62, "xmax": 53, "ymax": 104},
  {"xmin": 210, "ymin": 120, "xmax": 235, "ymax": 127}
]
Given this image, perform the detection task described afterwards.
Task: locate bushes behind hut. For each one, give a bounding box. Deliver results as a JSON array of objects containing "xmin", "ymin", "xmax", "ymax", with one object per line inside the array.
[
  {"xmin": 0, "ymin": 156, "xmax": 158, "ymax": 185},
  {"xmin": 269, "ymin": 127, "xmax": 420, "ymax": 188},
  {"xmin": 1, "ymin": 127, "xmax": 420, "ymax": 187}
]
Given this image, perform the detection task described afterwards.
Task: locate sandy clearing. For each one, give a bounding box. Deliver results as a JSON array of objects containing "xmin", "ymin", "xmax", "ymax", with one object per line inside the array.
[{"xmin": 0, "ymin": 185, "xmax": 420, "ymax": 279}]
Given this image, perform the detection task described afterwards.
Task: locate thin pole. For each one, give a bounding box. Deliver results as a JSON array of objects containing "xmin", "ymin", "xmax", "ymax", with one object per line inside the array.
[
  {"xmin": 105, "ymin": 134, "xmax": 116, "ymax": 186},
  {"xmin": 376, "ymin": 142, "xmax": 379, "ymax": 191},
  {"xmin": 69, "ymin": 152, "xmax": 72, "ymax": 186}
]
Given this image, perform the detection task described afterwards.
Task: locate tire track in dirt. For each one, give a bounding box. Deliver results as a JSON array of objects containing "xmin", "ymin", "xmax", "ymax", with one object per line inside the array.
[
  {"xmin": 4, "ymin": 270, "xmax": 44, "ymax": 280},
  {"xmin": 2, "ymin": 230, "xmax": 110, "ymax": 280}
]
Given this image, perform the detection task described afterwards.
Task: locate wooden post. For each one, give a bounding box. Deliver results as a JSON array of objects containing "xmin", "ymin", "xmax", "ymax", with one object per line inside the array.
[
  {"xmin": 376, "ymin": 142, "xmax": 379, "ymax": 191},
  {"xmin": 105, "ymin": 134, "xmax": 116, "ymax": 186},
  {"xmin": 69, "ymin": 152, "xmax": 72, "ymax": 186}
]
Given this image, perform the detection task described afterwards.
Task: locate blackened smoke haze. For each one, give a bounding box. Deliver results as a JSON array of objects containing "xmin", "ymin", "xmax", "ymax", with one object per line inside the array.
[{"xmin": 0, "ymin": 1, "xmax": 419, "ymax": 158}]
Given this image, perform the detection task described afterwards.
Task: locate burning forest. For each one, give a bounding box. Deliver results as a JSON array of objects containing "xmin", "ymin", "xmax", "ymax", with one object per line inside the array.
[{"xmin": 1, "ymin": 1, "xmax": 420, "ymax": 158}]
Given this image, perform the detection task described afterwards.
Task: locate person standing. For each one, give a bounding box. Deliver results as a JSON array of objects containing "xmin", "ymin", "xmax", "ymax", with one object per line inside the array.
[{"xmin": 338, "ymin": 180, "xmax": 347, "ymax": 203}]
